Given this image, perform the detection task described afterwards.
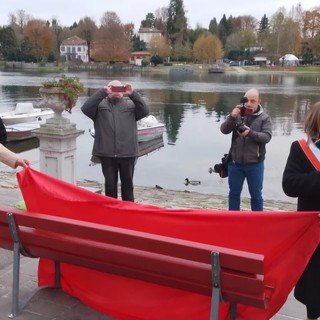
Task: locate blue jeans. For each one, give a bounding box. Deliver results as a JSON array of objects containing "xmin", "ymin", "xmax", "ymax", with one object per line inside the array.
[{"xmin": 228, "ymin": 161, "xmax": 264, "ymax": 211}]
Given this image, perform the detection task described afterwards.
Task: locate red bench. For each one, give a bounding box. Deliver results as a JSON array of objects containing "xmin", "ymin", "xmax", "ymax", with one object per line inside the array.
[{"xmin": 0, "ymin": 207, "xmax": 273, "ymax": 319}]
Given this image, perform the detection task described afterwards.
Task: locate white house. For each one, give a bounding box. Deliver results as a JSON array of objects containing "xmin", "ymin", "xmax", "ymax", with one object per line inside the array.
[
  {"xmin": 60, "ymin": 36, "xmax": 89, "ymax": 63},
  {"xmin": 138, "ymin": 28, "xmax": 162, "ymax": 46},
  {"xmin": 130, "ymin": 51, "xmax": 151, "ymax": 66}
]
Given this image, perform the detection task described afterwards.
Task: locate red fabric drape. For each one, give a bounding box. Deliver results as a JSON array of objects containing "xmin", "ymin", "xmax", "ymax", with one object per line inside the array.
[{"xmin": 17, "ymin": 168, "xmax": 320, "ymax": 320}]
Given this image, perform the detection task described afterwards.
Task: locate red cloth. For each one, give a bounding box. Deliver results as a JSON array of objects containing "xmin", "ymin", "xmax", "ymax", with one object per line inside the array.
[{"xmin": 17, "ymin": 167, "xmax": 320, "ymax": 320}]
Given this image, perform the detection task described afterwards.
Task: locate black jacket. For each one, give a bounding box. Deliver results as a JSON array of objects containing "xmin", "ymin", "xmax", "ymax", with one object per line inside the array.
[{"xmin": 282, "ymin": 140, "xmax": 320, "ymax": 317}]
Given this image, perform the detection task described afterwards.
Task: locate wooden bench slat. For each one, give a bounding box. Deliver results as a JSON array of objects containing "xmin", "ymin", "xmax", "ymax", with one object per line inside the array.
[{"xmin": 5, "ymin": 210, "xmax": 264, "ymax": 274}]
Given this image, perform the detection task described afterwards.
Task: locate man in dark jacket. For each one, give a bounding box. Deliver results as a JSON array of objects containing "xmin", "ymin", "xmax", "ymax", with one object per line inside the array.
[
  {"xmin": 220, "ymin": 88, "xmax": 272, "ymax": 211},
  {"xmin": 81, "ymin": 80, "xmax": 149, "ymax": 202}
]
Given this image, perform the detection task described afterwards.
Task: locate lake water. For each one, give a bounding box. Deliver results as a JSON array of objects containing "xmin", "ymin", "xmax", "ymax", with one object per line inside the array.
[{"xmin": 1, "ymin": 69, "xmax": 320, "ymax": 203}]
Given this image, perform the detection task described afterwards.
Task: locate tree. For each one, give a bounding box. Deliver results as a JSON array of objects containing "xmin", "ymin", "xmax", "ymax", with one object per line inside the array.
[
  {"xmin": 150, "ymin": 55, "xmax": 163, "ymax": 66},
  {"xmin": 167, "ymin": 0, "xmax": 188, "ymax": 47},
  {"xmin": 77, "ymin": 17, "xmax": 98, "ymax": 61},
  {"xmin": 313, "ymin": 32, "xmax": 320, "ymax": 60},
  {"xmin": 148, "ymin": 34, "xmax": 170, "ymax": 59},
  {"xmin": 141, "ymin": 13, "xmax": 155, "ymax": 28},
  {"xmin": 241, "ymin": 29, "xmax": 256, "ymax": 49},
  {"xmin": 258, "ymin": 14, "xmax": 270, "ymax": 46},
  {"xmin": 154, "ymin": 7, "xmax": 168, "ymax": 34},
  {"xmin": 0, "ymin": 26, "xmax": 18, "ymax": 60},
  {"xmin": 23, "ymin": 19, "xmax": 53, "ymax": 61},
  {"xmin": 218, "ymin": 14, "xmax": 233, "ymax": 46},
  {"xmin": 209, "ymin": 18, "xmax": 219, "ymax": 36},
  {"xmin": 92, "ymin": 11, "xmax": 130, "ymax": 62},
  {"xmin": 171, "ymin": 41, "xmax": 192, "ymax": 61},
  {"xmin": 193, "ymin": 33, "xmax": 224, "ymax": 64},
  {"xmin": 131, "ymin": 34, "xmax": 147, "ymax": 51},
  {"xmin": 303, "ymin": 9, "xmax": 320, "ymax": 38},
  {"xmin": 188, "ymin": 25, "xmax": 207, "ymax": 45}
]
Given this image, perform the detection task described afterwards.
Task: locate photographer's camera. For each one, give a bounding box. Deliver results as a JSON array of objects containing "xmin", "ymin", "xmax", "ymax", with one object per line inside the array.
[{"xmin": 236, "ymin": 123, "xmax": 246, "ymax": 133}]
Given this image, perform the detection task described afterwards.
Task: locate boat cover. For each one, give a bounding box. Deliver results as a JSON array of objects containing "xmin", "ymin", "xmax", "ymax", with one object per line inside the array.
[{"xmin": 17, "ymin": 167, "xmax": 319, "ymax": 320}]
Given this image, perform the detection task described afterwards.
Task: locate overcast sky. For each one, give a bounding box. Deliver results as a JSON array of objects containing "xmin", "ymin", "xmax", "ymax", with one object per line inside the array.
[{"xmin": 0, "ymin": 0, "xmax": 319, "ymax": 31}]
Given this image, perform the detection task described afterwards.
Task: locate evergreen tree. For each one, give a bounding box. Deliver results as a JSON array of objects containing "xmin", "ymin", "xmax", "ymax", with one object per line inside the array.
[
  {"xmin": 209, "ymin": 18, "xmax": 219, "ymax": 36},
  {"xmin": 141, "ymin": 13, "xmax": 155, "ymax": 28},
  {"xmin": 167, "ymin": 0, "xmax": 188, "ymax": 47},
  {"xmin": 0, "ymin": 26, "xmax": 17, "ymax": 60}
]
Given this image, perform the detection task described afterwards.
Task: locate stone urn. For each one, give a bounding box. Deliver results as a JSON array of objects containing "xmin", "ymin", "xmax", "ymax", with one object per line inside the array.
[{"xmin": 39, "ymin": 87, "xmax": 70, "ymax": 120}]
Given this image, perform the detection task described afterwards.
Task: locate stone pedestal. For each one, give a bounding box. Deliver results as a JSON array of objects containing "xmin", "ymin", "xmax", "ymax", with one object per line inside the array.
[{"xmin": 34, "ymin": 87, "xmax": 84, "ymax": 184}]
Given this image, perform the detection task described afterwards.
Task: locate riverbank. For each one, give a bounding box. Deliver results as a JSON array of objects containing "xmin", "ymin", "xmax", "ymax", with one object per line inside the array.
[
  {"xmin": 0, "ymin": 171, "xmax": 296, "ymax": 211},
  {"xmin": 1, "ymin": 60, "xmax": 320, "ymax": 75}
]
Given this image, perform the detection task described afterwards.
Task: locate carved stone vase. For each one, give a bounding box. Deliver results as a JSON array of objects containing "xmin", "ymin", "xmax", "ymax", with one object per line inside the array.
[{"xmin": 39, "ymin": 86, "xmax": 77, "ymax": 132}]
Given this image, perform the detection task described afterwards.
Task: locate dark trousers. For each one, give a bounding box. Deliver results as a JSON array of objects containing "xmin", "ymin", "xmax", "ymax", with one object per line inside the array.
[{"xmin": 100, "ymin": 157, "xmax": 136, "ymax": 202}]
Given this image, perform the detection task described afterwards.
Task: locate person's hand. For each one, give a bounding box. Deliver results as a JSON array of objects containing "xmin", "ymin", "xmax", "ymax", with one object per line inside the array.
[
  {"xmin": 230, "ymin": 106, "xmax": 241, "ymax": 118},
  {"xmin": 104, "ymin": 85, "xmax": 113, "ymax": 95},
  {"xmin": 125, "ymin": 83, "xmax": 133, "ymax": 95},
  {"xmin": 15, "ymin": 158, "xmax": 30, "ymax": 168},
  {"xmin": 238, "ymin": 125, "xmax": 250, "ymax": 136}
]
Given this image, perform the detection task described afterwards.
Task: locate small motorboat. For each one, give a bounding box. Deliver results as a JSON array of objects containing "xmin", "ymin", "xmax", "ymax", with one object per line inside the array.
[
  {"xmin": 137, "ymin": 115, "xmax": 166, "ymax": 142},
  {"xmin": 0, "ymin": 102, "xmax": 54, "ymax": 126},
  {"xmin": 5, "ymin": 121, "xmax": 42, "ymax": 142},
  {"xmin": 89, "ymin": 115, "xmax": 165, "ymax": 143}
]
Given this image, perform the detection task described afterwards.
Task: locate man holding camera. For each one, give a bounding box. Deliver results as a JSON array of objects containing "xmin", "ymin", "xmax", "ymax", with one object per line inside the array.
[
  {"xmin": 81, "ymin": 80, "xmax": 149, "ymax": 202},
  {"xmin": 220, "ymin": 88, "xmax": 272, "ymax": 211}
]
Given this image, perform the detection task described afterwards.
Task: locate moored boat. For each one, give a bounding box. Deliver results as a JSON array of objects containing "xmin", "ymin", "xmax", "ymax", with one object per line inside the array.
[
  {"xmin": 0, "ymin": 102, "xmax": 53, "ymax": 126},
  {"xmin": 89, "ymin": 115, "xmax": 165, "ymax": 143},
  {"xmin": 5, "ymin": 121, "xmax": 41, "ymax": 142}
]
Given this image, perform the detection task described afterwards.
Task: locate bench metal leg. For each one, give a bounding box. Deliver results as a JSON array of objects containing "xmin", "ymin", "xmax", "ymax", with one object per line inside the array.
[
  {"xmin": 7, "ymin": 213, "xmax": 23, "ymax": 318},
  {"xmin": 210, "ymin": 252, "xmax": 221, "ymax": 320},
  {"xmin": 54, "ymin": 261, "xmax": 61, "ymax": 287},
  {"xmin": 7, "ymin": 212, "xmax": 36, "ymax": 318},
  {"xmin": 230, "ymin": 302, "xmax": 237, "ymax": 320},
  {"xmin": 9, "ymin": 241, "xmax": 21, "ymax": 318}
]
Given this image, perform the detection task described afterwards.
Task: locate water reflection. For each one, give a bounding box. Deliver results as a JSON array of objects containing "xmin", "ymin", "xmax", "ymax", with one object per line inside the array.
[
  {"xmin": 1, "ymin": 70, "xmax": 320, "ymax": 202},
  {"xmin": 6, "ymin": 137, "xmax": 39, "ymax": 153}
]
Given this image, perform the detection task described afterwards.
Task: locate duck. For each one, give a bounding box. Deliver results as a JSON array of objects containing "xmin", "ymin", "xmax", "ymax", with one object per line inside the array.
[{"xmin": 184, "ymin": 178, "xmax": 201, "ymax": 186}]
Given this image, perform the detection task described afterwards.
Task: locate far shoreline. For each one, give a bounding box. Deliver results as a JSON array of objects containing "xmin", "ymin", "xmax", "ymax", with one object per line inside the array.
[{"xmin": 1, "ymin": 61, "xmax": 320, "ymax": 76}]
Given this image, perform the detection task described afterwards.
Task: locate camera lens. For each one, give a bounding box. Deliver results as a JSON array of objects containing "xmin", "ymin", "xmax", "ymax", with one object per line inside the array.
[
  {"xmin": 237, "ymin": 125, "xmax": 246, "ymax": 133},
  {"xmin": 240, "ymin": 97, "xmax": 248, "ymax": 104},
  {"xmin": 214, "ymin": 164, "xmax": 222, "ymax": 172}
]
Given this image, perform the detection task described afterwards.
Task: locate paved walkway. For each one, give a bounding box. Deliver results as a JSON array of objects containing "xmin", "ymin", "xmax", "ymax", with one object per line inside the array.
[{"xmin": 0, "ymin": 175, "xmax": 307, "ymax": 320}]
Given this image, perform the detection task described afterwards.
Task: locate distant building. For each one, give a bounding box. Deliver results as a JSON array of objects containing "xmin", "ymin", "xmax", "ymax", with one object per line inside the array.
[
  {"xmin": 60, "ymin": 36, "xmax": 89, "ymax": 63},
  {"xmin": 130, "ymin": 51, "xmax": 151, "ymax": 66},
  {"xmin": 138, "ymin": 28, "xmax": 162, "ymax": 45},
  {"xmin": 279, "ymin": 54, "xmax": 299, "ymax": 66},
  {"xmin": 254, "ymin": 56, "xmax": 268, "ymax": 65}
]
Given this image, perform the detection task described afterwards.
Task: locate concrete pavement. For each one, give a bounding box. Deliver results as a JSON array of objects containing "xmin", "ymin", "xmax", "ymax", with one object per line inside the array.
[{"xmin": 0, "ymin": 183, "xmax": 308, "ymax": 320}]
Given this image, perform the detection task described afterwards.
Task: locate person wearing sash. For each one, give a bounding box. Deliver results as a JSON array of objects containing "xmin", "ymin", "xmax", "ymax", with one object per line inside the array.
[{"xmin": 282, "ymin": 101, "xmax": 320, "ymax": 320}]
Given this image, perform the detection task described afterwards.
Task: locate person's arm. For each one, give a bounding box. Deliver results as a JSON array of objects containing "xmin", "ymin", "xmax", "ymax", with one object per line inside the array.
[
  {"xmin": 126, "ymin": 85, "xmax": 149, "ymax": 120},
  {"xmin": 282, "ymin": 141, "xmax": 320, "ymax": 197},
  {"xmin": 81, "ymin": 88, "xmax": 107, "ymax": 120},
  {"xmin": 220, "ymin": 107, "xmax": 239, "ymax": 134},
  {"xmin": 0, "ymin": 144, "xmax": 29, "ymax": 169},
  {"xmin": 246, "ymin": 115, "xmax": 272, "ymax": 144}
]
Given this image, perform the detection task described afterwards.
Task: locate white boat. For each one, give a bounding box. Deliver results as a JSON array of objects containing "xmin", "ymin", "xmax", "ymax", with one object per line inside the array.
[
  {"xmin": 5, "ymin": 121, "xmax": 41, "ymax": 142},
  {"xmin": 137, "ymin": 115, "xmax": 166, "ymax": 142},
  {"xmin": 0, "ymin": 102, "xmax": 54, "ymax": 126},
  {"xmin": 89, "ymin": 115, "xmax": 166, "ymax": 143}
]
